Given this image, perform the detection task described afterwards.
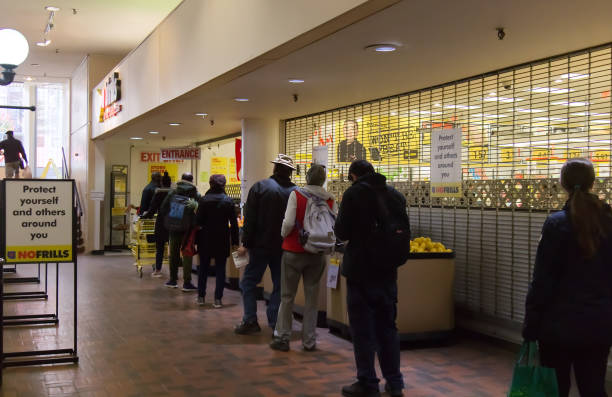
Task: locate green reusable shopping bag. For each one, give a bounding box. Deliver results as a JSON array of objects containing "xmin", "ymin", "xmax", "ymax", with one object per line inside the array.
[{"xmin": 507, "ymin": 342, "xmax": 559, "ymax": 397}]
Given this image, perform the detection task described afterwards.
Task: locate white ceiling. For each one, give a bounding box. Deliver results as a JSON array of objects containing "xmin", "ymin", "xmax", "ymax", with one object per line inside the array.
[
  {"xmin": 0, "ymin": 0, "xmax": 182, "ymax": 79},
  {"xmin": 102, "ymin": 0, "xmax": 612, "ymax": 146}
]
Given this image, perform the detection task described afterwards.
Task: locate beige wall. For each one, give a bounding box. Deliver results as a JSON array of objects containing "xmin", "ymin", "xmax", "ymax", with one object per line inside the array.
[
  {"xmin": 241, "ymin": 118, "xmax": 280, "ymax": 203},
  {"xmin": 91, "ymin": 0, "xmax": 372, "ymax": 139}
]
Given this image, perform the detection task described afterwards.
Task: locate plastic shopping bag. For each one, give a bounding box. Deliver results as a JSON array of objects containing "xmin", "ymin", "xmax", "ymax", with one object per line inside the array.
[
  {"xmin": 21, "ymin": 165, "xmax": 32, "ymax": 179},
  {"xmin": 232, "ymin": 250, "xmax": 249, "ymax": 269},
  {"xmin": 507, "ymin": 341, "xmax": 559, "ymax": 397}
]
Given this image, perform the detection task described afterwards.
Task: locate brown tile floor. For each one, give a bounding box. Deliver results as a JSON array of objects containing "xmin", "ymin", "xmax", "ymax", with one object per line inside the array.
[{"xmin": 0, "ymin": 255, "xmax": 608, "ymax": 396}]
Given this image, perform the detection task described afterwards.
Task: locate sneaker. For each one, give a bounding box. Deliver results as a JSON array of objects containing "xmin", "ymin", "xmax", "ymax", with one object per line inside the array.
[
  {"xmin": 234, "ymin": 320, "xmax": 261, "ymax": 335},
  {"xmin": 341, "ymin": 382, "xmax": 380, "ymax": 397},
  {"xmin": 151, "ymin": 270, "xmax": 163, "ymax": 278},
  {"xmin": 197, "ymin": 296, "xmax": 205, "ymax": 306},
  {"xmin": 182, "ymin": 282, "xmax": 197, "ymax": 292},
  {"xmin": 384, "ymin": 384, "xmax": 403, "ymax": 397},
  {"xmin": 165, "ymin": 280, "xmax": 178, "ymax": 288},
  {"xmin": 303, "ymin": 344, "xmax": 316, "ymax": 352},
  {"xmin": 213, "ymin": 299, "xmax": 223, "ymax": 309},
  {"xmin": 269, "ymin": 338, "xmax": 290, "ymax": 352}
]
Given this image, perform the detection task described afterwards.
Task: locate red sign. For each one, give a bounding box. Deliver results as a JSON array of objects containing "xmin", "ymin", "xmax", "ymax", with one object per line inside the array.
[
  {"xmin": 160, "ymin": 147, "xmax": 201, "ymax": 161},
  {"xmin": 235, "ymin": 138, "xmax": 242, "ymax": 181},
  {"xmin": 140, "ymin": 152, "xmax": 183, "ymax": 163}
]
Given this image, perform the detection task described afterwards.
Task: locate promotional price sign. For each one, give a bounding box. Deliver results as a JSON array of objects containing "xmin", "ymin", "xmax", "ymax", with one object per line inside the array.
[
  {"xmin": 430, "ymin": 128, "xmax": 462, "ymax": 198},
  {"xmin": 3, "ymin": 180, "xmax": 75, "ymax": 263}
]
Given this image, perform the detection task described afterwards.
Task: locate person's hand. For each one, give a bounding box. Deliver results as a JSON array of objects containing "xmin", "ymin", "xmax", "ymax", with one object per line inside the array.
[{"xmin": 237, "ymin": 246, "xmax": 248, "ymax": 256}]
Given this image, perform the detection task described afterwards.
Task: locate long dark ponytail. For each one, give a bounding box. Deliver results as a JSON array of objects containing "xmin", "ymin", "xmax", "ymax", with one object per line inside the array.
[{"xmin": 561, "ymin": 158, "xmax": 612, "ymax": 258}]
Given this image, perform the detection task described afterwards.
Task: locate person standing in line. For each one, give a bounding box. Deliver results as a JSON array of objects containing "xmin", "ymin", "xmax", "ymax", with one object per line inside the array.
[
  {"xmin": 195, "ymin": 174, "xmax": 239, "ymax": 308},
  {"xmin": 141, "ymin": 172, "xmax": 172, "ymax": 277},
  {"xmin": 0, "ymin": 130, "xmax": 27, "ymax": 179},
  {"xmin": 234, "ymin": 154, "xmax": 296, "ymax": 335},
  {"xmin": 138, "ymin": 172, "xmax": 161, "ymax": 215},
  {"xmin": 523, "ymin": 158, "xmax": 612, "ymax": 397},
  {"xmin": 159, "ymin": 172, "xmax": 199, "ymax": 292},
  {"xmin": 335, "ymin": 160, "xmax": 408, "ymax": 397},
  {"xmin": 270, "ymin": 164, "xmax": 337, "ymax": 352}
]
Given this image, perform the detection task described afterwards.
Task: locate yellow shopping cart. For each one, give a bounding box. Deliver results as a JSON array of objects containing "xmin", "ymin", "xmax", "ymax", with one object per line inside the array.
[{"xmin": 129, "ymin": 216, "xmax": 168, "ymax": 278}]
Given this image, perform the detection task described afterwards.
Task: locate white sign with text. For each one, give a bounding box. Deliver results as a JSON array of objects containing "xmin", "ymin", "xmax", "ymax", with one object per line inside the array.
[{"xmin": 430, "ymin": 128, "xmax": 462, "ymax": 197}]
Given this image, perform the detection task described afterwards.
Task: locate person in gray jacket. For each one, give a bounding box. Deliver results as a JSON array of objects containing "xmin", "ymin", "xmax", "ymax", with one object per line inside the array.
[{"xmin": 270, "ymin": 164, "xmax": 337, "ymax": 352}]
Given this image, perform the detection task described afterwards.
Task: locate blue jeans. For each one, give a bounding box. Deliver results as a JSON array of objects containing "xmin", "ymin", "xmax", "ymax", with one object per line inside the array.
[
  {"xmin": 239, "ymin": 248, "xmax": 281, "ymax": 327},
  {"xmin": 198, "ymin": 254, "xmax": 227, "ymax": 300},
  {"xmin": 347, "ymin": 280, "xmax": 404, "ymax": 391}
]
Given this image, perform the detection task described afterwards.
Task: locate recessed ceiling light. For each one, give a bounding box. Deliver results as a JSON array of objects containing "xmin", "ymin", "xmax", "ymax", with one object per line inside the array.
[
  {"xmin": 45, "ymin": 6, "xmax": 60, "ymax": 11},
  {"xmin": 365, "ymin": 44, "xmax": 399, "ymax": 53},
  {"xmin": 195, "ymin": 113, "xmax": 208, "ymax": 117},
  {"xmin": 288, "ymin": 79, "xmax": 304, "ymax": 84},
  {"xmin": 169, "ymin": 122, "xmax": 181, "ymax": 126},
  {"xmin": 148, "ymin": 131, "xmax": 159, "ymax": 135},
  {"xmin": 25, "ymin": 77, "xmax": 33, "ymax": 81},
  {"xmin": 36, "ymin": 40, "xmax": 51, "ymax": 47},
  {"xmin": 130, "ymin": 137, "xmax": 143, "ymax": 140},
  {"xmin": 234, "ymin": 98, "xmax": 249, "ymax": 102}
]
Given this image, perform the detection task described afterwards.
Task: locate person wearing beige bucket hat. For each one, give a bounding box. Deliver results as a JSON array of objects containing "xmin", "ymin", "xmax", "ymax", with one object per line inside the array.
[{"xmin": 234, "ymin": 153, "xmax": 297, "ymax": 335}]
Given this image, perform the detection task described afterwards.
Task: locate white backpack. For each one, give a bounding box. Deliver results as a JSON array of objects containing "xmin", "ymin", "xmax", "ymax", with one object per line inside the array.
[{"xmin": 298, "ymin": 189, "xmax": 336, "ymax": 254}]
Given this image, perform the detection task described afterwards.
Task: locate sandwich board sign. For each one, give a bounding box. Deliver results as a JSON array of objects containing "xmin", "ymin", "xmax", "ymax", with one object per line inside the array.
[{"xmin": 2, "ymin": 179, "xmax": 75, "ymax": 263}]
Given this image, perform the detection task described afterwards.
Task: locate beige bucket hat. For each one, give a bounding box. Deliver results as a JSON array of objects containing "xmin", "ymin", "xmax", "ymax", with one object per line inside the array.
[{"xmin": 271, "ymin": 153, "xmax": 296, "ymax": 170}]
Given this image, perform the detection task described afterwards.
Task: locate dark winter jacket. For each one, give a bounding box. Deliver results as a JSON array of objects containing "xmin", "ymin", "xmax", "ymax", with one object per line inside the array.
[
  {"xmin": 158, "ymin": 180, "xmax": 200, "ymax": 228},
  {"xmin": 242, "ymin": 175, "xmax": 296, "ymax": 253},
  {"xmin": 138, "ymin": 181, "xmax": 159, "ymax": 215},
  {"xmin": 334, "ymin": 172, "xmax": 409, "ymax": 283},
  {"xmin": 195, "ymin": 190, "xmax": 239, "ymax": 258},
  {"xmin": 0, "ymin": 136, "xmax": 27, "ymax": 163},
  {"xmin": 142, "ymin": 187, "xmax": 171, "ymax": 242},
  {"xmin": 522, "ymin": 202, "xmax": 612, "ymax": 346}
]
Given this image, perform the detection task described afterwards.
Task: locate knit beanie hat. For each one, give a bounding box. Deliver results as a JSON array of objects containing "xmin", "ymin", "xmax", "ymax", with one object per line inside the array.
[
  {"xmin": 209, "ymin": 174, "xmax": 227, "ymax": 189},
  {"xmin": 306, "ymin": 164, "xmax": 326, "ymax": 186}
]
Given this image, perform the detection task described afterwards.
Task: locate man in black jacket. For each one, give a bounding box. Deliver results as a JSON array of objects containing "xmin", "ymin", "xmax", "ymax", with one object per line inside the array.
[
  {"xmin": 138, "ymin": 172, "xmax": 161, "ymax": 215},
  {"xmin": 335, "ymin": 160, "xmax": 407, "ymax": 397},
  {"xmin": 0, "ymin": 130, "xmax": 27, "ymax": 179},
  {"xmin": 234, "ymin": 154, "xmax": 296, "ymax": 334}
]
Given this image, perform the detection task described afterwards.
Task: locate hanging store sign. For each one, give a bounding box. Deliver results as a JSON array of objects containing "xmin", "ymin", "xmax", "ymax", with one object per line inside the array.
[
  {"xmin": 98, "ymin": 72, "xmax": 122, "ymax": 122},
  {"xmin": 139, "ymin": 151, "xmax": 183, "ymax": 163},
  {"xmin": 430, "ymin": 128, "xmax": 462, "ymax": 198},
  {"xmin": 160, "ymin": 147, "xmax": 201, "ymax": 161},
  {"xmin": 2, "ymin": 179, "xmax": 75, "ymax": 263}
]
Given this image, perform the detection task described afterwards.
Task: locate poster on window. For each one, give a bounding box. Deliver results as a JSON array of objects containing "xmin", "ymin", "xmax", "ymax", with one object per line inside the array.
[
  {"xmin": 430, "ymin": 128, "xmax": 462, "ymax": 197},
  {"xmin": 148, "ymin": 163, "xmax": 179, "ymax": 183}
]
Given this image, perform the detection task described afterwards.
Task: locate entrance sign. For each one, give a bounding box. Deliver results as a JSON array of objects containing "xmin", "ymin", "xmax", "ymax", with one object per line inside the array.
[
  {"xmin": 431, "ymin": 128, "xmax": 462, "ymax": 198},
  {"xmin": 161, "ymin": 147, "xmax": 201, "ymax": 161},
  {"xmin": 4, "ymin": 180, "xmax": 74, "ymax": 263}
]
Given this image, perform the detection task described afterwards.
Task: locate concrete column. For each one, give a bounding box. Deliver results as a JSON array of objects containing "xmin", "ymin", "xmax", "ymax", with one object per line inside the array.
[{"xmin": 240, "ymin": 118, "xmax": 280, "ymax": 203}]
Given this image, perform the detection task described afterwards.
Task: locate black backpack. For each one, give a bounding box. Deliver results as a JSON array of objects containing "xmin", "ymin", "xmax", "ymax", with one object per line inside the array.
[
  {"xmin": 164, "ymin": 194, "xmax": 195, "ymax": 233},
  {"xmin": 363, "ymin": 185, "xmax": 411, "ymax": 269}
]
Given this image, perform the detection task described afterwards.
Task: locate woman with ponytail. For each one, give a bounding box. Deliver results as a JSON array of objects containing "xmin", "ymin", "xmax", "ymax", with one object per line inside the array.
[{"xmin": 523, "ymin": 158, "xmax": 612, "ymax": 397}]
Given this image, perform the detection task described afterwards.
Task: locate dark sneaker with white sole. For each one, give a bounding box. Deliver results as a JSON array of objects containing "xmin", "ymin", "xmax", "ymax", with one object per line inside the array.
[
  {"xmin": 269, "ymin": 338, "xmax": 290, "ymax": 352},
  {"xmin": 165, "ymin": 280, "xmax": 178, "ymax": 288},
  {"xmin": 341, "ymin": 382, "xmax": 380, "ymax": 397},
  {"xmin": 213, "ymin": 299, "xmax": 223, "ymax": 308},
  {"xmin": 234, "ymin": 320, "xmax": 261, "ymax": 335},
  {"xmin": 182, "ymin": 282, "xmax": 197, "ymax": 292}
]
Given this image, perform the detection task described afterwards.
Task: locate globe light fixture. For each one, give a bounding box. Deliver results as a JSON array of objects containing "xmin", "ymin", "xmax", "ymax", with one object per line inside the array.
[{"xmin": 0, "ymin": 29, "xmax": 30, "ymax": 86}]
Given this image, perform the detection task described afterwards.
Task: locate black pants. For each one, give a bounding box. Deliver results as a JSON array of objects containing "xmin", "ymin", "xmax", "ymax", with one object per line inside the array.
[
  {"xmin": 198, "ymin": 254, "xmax": 227, "ymax": 300},
  {"xmin": 155, "ymin": 236, "xmax": 168, "ymax": 271},
  {"xmin": 540, "ymin": 342, "xmax": 610, "ymax": 397},
  {"xmin": 346, "ymin": 280, "xmax": 403, "ymax": 391}
]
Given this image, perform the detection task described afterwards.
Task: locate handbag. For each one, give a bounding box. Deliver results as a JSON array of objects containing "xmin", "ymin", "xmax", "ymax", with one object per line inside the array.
[
  {"xmin": 181, "ymin": 226, "xmax": 200, "ymax": 257},
  {"xmin": 507, "ymin": 341, "xmax": 559, "ymax": 397}
]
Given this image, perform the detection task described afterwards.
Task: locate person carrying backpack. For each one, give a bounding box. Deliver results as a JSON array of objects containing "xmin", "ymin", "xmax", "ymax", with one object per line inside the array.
[
  {"xmin": 195, "ymin": 174, "xmax": 239, "ymax": 308},
  {"xmin": 270, "ymin": 164, "xmax": 337, "ymax": 352},
  {"xmin": 335, "ymin": 160, "xmax": 410, "ymax": 397},
  {"xmin": 159, "ymin": 172, "xmax": 199, "ymax": 291}
]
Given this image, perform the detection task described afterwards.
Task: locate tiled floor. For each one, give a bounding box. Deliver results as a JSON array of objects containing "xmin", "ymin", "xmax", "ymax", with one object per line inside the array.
[{"xmin": 0, "ymin": 255, "xmax": 607, "ymax": 396}]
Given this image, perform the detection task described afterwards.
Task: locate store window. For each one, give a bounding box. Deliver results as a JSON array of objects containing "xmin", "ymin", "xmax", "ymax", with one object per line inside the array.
[
  {"xmin": 0, "ymin": 83, "xmax": 29, "ymax": 165},
  {"xmin": 36, "ymin": 83, "xmax": 66, "ymax": 178},
  {"xmin": 285, "ymin": 44, "xmax": 612, "ymax": 325}
]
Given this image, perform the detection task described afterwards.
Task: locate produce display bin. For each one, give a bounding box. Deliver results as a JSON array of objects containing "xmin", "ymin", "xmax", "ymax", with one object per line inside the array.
[{"xmin": 326, "ymin": 251, "xmax": 456, "ymax": 342}]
